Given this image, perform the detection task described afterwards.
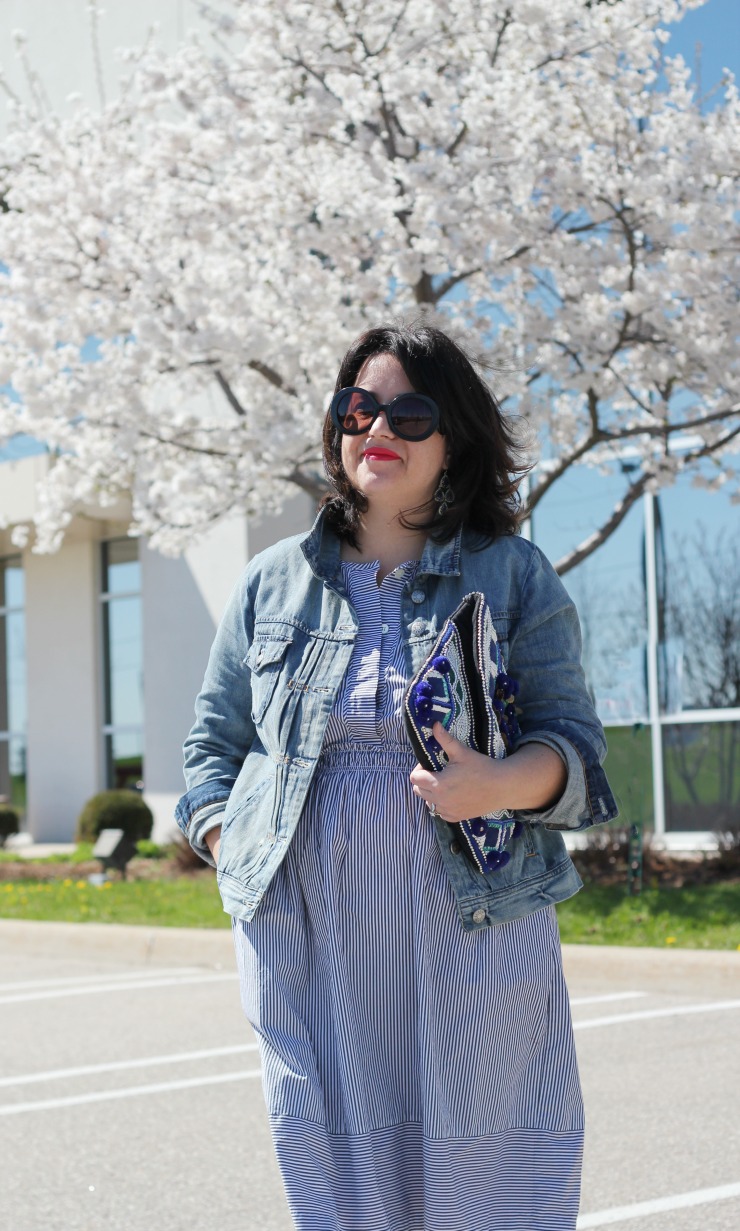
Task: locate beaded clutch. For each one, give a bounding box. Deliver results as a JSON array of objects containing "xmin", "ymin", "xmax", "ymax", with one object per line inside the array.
[{"xmin": 403, "ymin": 592, "xmax": 522, "ymax": 874}]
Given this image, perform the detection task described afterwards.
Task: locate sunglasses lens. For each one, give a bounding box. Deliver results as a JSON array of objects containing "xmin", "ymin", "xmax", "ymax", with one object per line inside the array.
[
  {"xmin": 390, "ymin": 396, "xmax": 435, "ymax": 438},
  {"xmin": 335, "ymin": 390, "xmax": 376, "ymax": 434}
]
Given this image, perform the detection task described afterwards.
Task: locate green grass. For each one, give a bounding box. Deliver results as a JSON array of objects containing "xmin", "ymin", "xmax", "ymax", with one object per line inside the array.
[
  {"xmin": 0, "ymin": 841, "xmax": 174, "ymax": 865},
  {"xmin": 0, "ymin": 843, "xmax": 96, "ymax": 864},
  {"xmin": 0, "ymin": 875, "xmax": 229, "ymax": 928},
  {"xmin": 557, "ymin": 882, "xmax": 740, "ymax": 950},
  {"xmin": 0, "ymin": 874, "xmax": 738, "ymax": 946}
]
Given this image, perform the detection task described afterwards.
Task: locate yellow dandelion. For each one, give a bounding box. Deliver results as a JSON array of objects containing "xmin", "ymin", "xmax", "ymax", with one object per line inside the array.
[
  {"xmin": 665, "ymin": 936, "xmax": 677, "ymax": 945},
  {"xmin": 76, "ymin": 881, "xmax": 86, "ymax": 889}
]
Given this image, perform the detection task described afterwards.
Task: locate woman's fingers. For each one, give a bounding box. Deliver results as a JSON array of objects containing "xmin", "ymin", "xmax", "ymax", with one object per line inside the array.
[{"xmin": 409, "ymin": 765, "xmax": 437, "ymax": 790}]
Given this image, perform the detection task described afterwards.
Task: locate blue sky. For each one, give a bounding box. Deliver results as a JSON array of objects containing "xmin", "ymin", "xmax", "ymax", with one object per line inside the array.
[{"xmin": 663, "ymin": 0, "xmax": 740, "ymax": 95}]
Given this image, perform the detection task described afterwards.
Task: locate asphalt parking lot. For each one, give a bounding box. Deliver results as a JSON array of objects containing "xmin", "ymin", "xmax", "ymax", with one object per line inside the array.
[{"xmin": 1, "ymin": 921, "xmax": 738, "ymax": 1231}]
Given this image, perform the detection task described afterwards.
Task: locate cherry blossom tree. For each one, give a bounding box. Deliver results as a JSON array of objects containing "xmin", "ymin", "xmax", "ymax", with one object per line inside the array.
[{"xmin": 0, "ymin": 0, "xmax": 737, "ymax": 570}]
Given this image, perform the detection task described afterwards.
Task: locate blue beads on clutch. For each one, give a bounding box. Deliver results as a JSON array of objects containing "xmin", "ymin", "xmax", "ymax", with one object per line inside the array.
[
  {"xmin": 494, "ymin": 669, "xmax": 521, "ymax": 743},
  {"xmin": 432, "ymin": 655, "xmax": 451, "ymax": 674},
  {"xmin": 482, "ymin": 849, "xmax": 511, "ymax": 872}
]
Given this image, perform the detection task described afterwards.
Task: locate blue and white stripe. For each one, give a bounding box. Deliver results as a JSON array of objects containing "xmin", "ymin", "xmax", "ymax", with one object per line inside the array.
[{"xmin": 234, "ymin": 560, "xmax": 584, "ymax": 1230}]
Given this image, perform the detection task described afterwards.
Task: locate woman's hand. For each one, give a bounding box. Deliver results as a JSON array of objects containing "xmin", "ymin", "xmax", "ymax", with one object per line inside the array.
[
  {"xmin": 410, "ymin": 724, "xmax": 503, "ymax": 823},
  {"xmin": 204, "ymin": 825, "xmax": 222, "ymax": 865},
  {"xmin": 410, "ymin": 722, "xmax": 567, "ymax": 822}
]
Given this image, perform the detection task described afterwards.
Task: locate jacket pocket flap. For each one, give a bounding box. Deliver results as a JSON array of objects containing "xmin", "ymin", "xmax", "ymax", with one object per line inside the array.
[{"xmin": 246, "ymin": 637, "xmax": 292, "ymax": 671}]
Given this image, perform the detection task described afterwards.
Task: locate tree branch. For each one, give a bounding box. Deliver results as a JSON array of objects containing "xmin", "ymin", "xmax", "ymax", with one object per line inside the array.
[
  {"xmin": 528, "ymin": 428, "xmax": 606, "ymax": 512},
  {"xmin": 490, "ymin": 10, "xmax": 513, "ymax": 68},
  {"xmin": 246, "ymin": 360, "xmax": 298, "ymax": 398},
  {"xmin": 277, "ymin": 465, "xmax": 328, "ymax": 502},
  {"xmin": 445, "ymin": 121, "xmax": 467, "ymax": 158},
  {"xmin": 413, "ymin": 266, "xmax": 482, "ymax": 305},
  {"xmin": 552, "ymin": 472, "xmax": 652, "ymax": 577},
  {"xmin": 214, "ymin": 369, "xmax": 247, "ymax": 416}
]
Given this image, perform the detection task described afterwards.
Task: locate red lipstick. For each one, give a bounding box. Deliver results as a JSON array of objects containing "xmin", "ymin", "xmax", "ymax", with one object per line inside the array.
[{"xmin": 363, "ymin": 447, "xmax": 401, "ymax": 461}]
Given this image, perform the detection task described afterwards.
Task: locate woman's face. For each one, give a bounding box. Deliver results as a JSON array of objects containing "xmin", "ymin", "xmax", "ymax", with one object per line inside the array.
[{"xmin": 340, "ymin": 353, "xmax": 447, "ymax": 518}]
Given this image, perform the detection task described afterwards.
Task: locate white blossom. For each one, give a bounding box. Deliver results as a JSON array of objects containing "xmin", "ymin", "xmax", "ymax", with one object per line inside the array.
[{"xmin": 0, "ymin": 0, "xmax": 737, "ymax": 571}]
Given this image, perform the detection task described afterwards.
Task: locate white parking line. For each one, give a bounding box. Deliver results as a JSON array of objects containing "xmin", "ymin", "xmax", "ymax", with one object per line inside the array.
[
  {"xmin": 577, "ymin": 1180, "xmax": 740, "ymax": 1227},
  {"xmin": 574, "ymin": 999, "xmax": 740, "ymax": 1031},
  {"xmin": 0, "ymin": 1069, "xmax": 263, "ymax": 1116},
  {"xmin": 0, "ymin": 1043, "xmax": 260, "ymax": 1088},
  {"xmin": 0, "ymin": 972, "xmax": 239, "ymax": 1005},
  {"xmin": 0, "ymin": 967, "xmax": 209, "ymax": 992},
  {"xmin": 570, "ymin": 992, "xmax": 646, "ymax": 1007}
]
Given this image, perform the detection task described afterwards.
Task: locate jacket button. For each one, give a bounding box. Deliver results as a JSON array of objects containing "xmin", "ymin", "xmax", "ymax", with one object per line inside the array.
[
  {"xmin": 449, "ymin": 840, "xmax": 461, "ymax": 855},
  {"xmin": 410, "ymin": 618, "xmax": 426, "ymax": 636},
  {"xmin": 472, "ymin": 908, "xmax": 487, "ymax": 924},
  {"xmin": 411, "ymin": 590, "xmax": 425, "ymax": 604}
]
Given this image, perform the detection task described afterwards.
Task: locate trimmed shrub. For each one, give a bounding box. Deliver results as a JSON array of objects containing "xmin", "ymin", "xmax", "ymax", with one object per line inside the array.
[
  {"xmin": 76, "ymin": 790, "xmax": 154, "ymax": 845},
  {"xmin": 0, "ymin": 805, "xmax": 20, "ymax": 845}
]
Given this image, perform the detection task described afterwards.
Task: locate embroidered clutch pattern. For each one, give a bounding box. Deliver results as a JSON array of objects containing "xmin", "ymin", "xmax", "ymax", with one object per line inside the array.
[{"xmin": 403, "ymin": 592, "xmax": 522, "ymax": 874}]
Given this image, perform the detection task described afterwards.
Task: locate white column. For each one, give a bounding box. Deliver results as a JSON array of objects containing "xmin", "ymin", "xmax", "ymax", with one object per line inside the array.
[
  {"xmin": 141, "ymin": 496, "xmax": 314, "ymax": 842},
  {"xmin": 141, "ymin": 516, "xmax": 250, "ymax": 843},
  {"xmin": 643, "ymin": 492, "xmax": 666, "ymax": 837},
  {"xmin": 24, "ymin": 538, "xmax": 101, "ymax": 841}
]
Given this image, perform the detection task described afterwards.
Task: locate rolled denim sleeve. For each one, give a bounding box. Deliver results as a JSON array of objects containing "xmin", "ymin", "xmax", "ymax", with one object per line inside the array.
[
  {"xmin": 175, "ymin": 571, "xmax": 257, "ymax": 860},
  {"xmin": 188, "ymin": 803, "xmax": 228, "ymax": 869},
  {"xmin": 507, "ymin": 545, "xmax": 617, "ymax": 830}
]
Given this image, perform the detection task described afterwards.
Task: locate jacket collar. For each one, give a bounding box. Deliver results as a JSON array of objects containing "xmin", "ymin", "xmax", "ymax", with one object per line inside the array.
[{"xmin": 300, "ymin": 505, "xmax": 462, "ymax": 582}]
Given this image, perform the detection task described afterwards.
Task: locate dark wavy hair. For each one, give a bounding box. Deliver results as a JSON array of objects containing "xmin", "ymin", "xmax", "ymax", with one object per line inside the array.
[{"xmin": 321, "ymin": 322, "xmax": 529, "ymax": 547}]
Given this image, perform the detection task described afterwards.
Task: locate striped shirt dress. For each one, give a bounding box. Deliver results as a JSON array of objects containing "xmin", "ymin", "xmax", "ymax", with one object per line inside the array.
[{"xmin": 233, "ymin": 560, "xmax": 584, "ymax": 1231}]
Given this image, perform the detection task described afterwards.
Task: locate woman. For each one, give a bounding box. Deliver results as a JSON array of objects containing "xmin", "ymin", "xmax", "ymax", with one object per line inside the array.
[{"xmin": 176, "ymin": 323, "xmax": 617, "ymax": 1231}]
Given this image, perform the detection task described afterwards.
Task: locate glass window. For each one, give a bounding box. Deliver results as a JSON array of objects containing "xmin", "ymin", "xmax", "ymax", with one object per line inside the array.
[
  {"xmin": 530, "ymin": 462, "xmax": 648, "ymax": 724},
  {"xmin": 103, "ymin": 597, "xmax": 144, "ymax": 730},
  {"xmin": 0, "ymin": 557, "xmax": 27, "ymax": 814},
  {"xmin": 663, "ymin": 722, "xmax": 740, "ymax": 832},
  {"xmin": 101, "ymin": 540, "xmax": 144, "ymax": 791},
  {"xmin": 602, "ymin": 724, "xmax": 654, "ymax": 832},
  {"xmin": 104, "ymin": 729, "xmax": 145, "ymax": 793},
  {"xmin": 102, "ymin": 538, "xmax": 140, "ymax": 597},
  {"xmin": 656, "ymin": 471, "xmax": 740, "ymax": 715}
]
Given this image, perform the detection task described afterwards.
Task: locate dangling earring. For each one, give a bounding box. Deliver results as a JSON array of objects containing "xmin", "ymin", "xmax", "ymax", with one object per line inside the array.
[{"xmin": 434, "ymin": 469, "xmax": 455, "ymax": 516}]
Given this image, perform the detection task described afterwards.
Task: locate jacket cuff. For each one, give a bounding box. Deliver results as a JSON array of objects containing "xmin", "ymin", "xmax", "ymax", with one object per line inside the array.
[
  {"xmin": 514, "ymin": 734, "xmax": 594, "ymax": 830},
  {"xmin": 175, "ymin": 782, "xmax": 232, "ymax": 868},
  {"xmin": 189, "ymin": 803, "xmax": 227, "ymax": 868}
]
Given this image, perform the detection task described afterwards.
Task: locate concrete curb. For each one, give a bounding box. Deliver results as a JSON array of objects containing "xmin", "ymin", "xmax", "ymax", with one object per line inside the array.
[
  {"xmin": 0, "ymin": 918, "xmax": 235, "ymax": 969},
  {"xmin": 1, "ymin": 919, "xmax": 739, "ymax": 994},
  {"xmin": 561, "ymin": 942, "xmax": 740, "ymax": 997}
]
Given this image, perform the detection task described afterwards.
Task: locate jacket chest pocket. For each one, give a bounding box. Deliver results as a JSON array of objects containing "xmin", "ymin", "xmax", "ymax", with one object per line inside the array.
[{"xmin": 245, "ymin": 636, "xmax": 292, "ymax": 724}]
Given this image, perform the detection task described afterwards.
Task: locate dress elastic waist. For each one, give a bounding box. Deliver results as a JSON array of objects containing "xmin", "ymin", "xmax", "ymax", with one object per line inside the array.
[{"xmin": 317, "ymin": 741, "xmax": 416, "ymax": 773}]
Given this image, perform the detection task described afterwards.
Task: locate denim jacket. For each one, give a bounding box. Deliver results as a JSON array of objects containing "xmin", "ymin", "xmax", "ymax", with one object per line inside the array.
[{"xmin": 176, "ymin": 509, "xmax": 617, "ymax": 930}]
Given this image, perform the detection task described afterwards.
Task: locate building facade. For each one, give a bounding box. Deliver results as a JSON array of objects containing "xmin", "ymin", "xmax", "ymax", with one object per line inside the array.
[
  {"xmin": 0, "ymin": 453, "xmax": 313, "ymax": 843},
  {"xmin": 530, "ymin": 459, "xmax": 739, "ymax": 849},
  {"xmin": 2, "ymin": 449, "xmax": 737, "ymax": 848}
]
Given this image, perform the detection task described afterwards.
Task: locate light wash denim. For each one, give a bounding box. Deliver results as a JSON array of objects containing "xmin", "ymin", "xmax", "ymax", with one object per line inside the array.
[{"xmin": 176, "ymin": 509, "xmax": 617, "ymax": 930}]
